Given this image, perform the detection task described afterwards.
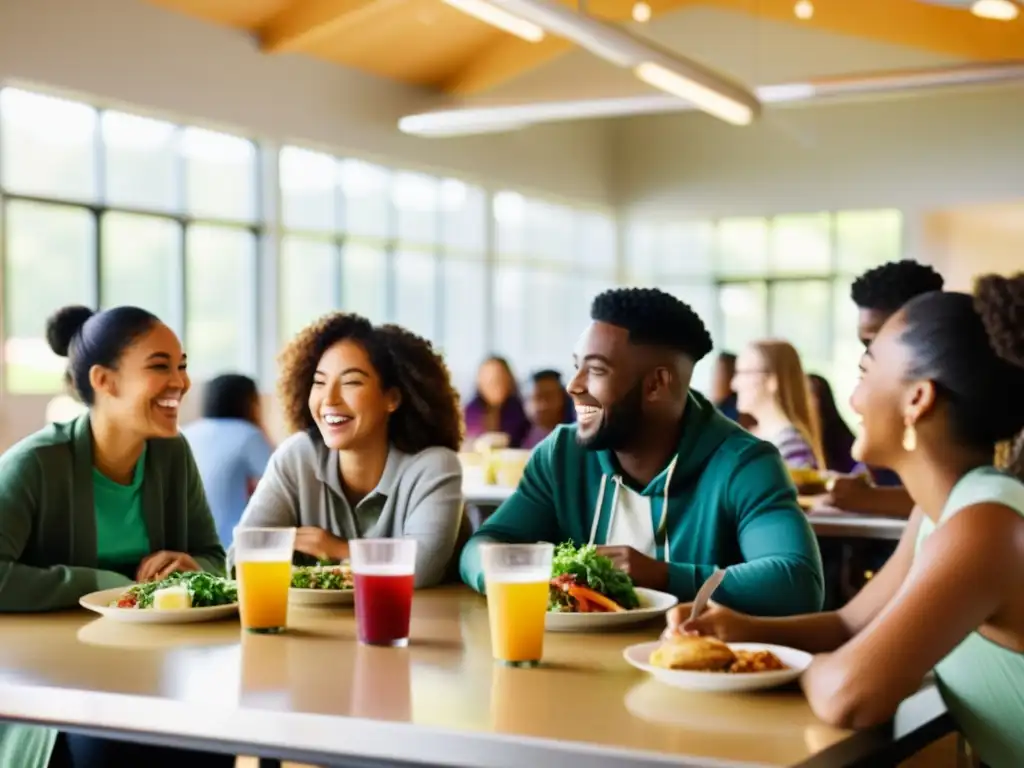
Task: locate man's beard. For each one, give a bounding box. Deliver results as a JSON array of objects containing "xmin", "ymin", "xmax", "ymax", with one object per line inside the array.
[{"xmin": 576, "ymin": 380, "xmax": 644, "ymax": 452}]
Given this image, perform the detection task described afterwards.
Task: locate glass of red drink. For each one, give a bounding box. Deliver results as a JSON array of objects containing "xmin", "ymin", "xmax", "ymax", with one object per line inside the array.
[{"xmin": 350, "ymin": 538, "xmax": 418, "ymax": 648}]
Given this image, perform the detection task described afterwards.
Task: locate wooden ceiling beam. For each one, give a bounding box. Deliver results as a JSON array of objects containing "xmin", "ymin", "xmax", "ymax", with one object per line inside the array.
[
  {"xmin": 443, "ymin": 0, "xmax": 700, "ymax": 95},
  {"xmin": 259, "ymin": 0, "xmax": 399, "ymax": 53},
  {"xmin": 700, "ymin": 0, "xmax": 1024, "ymax": 61},
  {"xmin": 444, "ymin": 36, "xmax": 574, "ymax": 94}
]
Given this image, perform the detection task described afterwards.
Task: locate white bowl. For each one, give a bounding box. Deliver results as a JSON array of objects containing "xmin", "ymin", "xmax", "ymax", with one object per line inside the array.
[
  {"xmin": 623, "ymin": 640, "xmax": 811, "ymax": 693},
  {"xmin": 545, "ymin": 587, "xmax": 678, "ymax": 632},
  {"xmin": 79, "ymin": 587, "xmax": 238, "ymax": 625}
]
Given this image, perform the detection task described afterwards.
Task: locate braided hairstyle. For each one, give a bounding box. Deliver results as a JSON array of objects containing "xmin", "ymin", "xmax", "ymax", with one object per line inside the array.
[
  {"xmin": 277, "ymin": 313, "xmax": 463, "ymax": 453},
  {"xmin": 898, "ymin": 272, "xmax": 1024, "ymax": 453},
  {"xmin": 851, "ymin": 260, "xmax": 945, "ymax": 312}
]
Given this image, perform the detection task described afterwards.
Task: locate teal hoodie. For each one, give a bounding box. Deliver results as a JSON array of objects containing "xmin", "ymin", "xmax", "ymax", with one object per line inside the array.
[{"xmin": 460, "ymin": 391, "xmax": 824, "ymax": 616}]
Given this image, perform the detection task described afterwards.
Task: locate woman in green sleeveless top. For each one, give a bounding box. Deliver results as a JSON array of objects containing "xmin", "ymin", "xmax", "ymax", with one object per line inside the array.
[
  {"xmin": 0, "ymin": 305, "xmax": 231, "ymax": 767},
  {"xmin": 663, "ymin": 273, "xmax": 1024, "ymax": 768}
]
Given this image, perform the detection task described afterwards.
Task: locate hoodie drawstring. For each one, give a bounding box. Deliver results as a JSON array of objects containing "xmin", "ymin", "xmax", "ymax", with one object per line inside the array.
[
  {"xmin": 588, "ymin": 474, "xmax": 608, "ymax": 546},
  {"xmin": 588, "ymin": 454, "xmax": 680, "ymax": 563}
]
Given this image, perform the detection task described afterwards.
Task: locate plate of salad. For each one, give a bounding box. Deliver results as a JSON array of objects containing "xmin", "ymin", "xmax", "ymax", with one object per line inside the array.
[
  {"xmin": 289, "ymin": 563, "xmax": 354, "ymax": 606},
  {"xmin": 79, "ymin": 571, "xmax": 239, "ymax": 624},
  {"xmin": 546, "ymin": 543, "xmax": 678, "ymax": 632}
]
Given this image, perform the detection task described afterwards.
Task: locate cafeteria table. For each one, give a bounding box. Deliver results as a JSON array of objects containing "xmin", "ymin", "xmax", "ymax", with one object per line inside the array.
[{"xmin": 0, "ymin": 586, "xmax": 950, "ymax": 768}]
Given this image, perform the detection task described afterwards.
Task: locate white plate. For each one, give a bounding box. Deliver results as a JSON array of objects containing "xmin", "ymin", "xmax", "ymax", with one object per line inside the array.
[
  {"xmin": 79, "ymin": 587, "xmax": 239, "ymax": 625},
  {"xmin": 289, "ymin": 587, "xmax": 355, "ymax": 607},
  {"xmin": 623, "ymin": 641, "xmax": 811, "ymax": 693},
  {"xmin": 545, "ymin": 587, "xmax": 678, "ymax": 632}
]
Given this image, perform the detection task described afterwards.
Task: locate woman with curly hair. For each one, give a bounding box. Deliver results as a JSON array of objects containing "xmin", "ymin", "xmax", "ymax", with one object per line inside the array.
[
  {"xmin": 666, "ymin": 273, "xmax": 1024, "ymax": 767},
  {"xmin": 232, "ymin": 314, "xmax": 465, "ymax": 588}
]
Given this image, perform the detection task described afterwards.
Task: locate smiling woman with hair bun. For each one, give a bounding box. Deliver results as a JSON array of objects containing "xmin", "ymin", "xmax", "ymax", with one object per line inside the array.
[
  {"xmin": 0, "ymin": 305, "xmax": 230, "ymax": 767},
  {"xmin": 664, "ymin": 272, "xmax": 1024, "ymax": 767}
]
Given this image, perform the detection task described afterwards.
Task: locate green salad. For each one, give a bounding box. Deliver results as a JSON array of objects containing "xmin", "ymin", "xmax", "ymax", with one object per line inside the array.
[
  {"xmin": 112, "ymin": 571, "xmax": 238, "ymax": 609},
  {"xmin": 291, "ymin": 563, "xmax": 353, "ymax": 590},
  {"xmin": 548, "ymin": 542, "xmax": 640, "ymax": 612}
]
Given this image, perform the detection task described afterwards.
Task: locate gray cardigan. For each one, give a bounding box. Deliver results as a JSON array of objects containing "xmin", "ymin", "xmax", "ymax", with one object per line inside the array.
[{"xmin": 232, "ymin": 432, "xmax": 464, "ymax": 588}]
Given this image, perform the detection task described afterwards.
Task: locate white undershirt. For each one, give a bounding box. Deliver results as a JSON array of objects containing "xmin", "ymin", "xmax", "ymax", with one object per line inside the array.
[
  {"xmin": 587, "ymin": 455, "xmax": 678, "ymax": 562},
  {"xmin": 605, "ymin": 480, "xmax": 657, "ymax": 557}
]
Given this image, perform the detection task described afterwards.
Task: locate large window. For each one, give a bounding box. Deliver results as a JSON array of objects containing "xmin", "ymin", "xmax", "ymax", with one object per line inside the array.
[
  {"xmin": 0, "ymin": 88, "xmax": 261, "ymax": 393},
  {"xmin": 625, "ymin": 211, "xmax": 902, "ymax": 402},
  {"xmin": 2, "ymin": 88, "xmax": 618, "ymax": 403},
  {"xmin": 492, "ymin": 192, "xmax": 617, "ymax": 384},
  {"xmin": 276, "ymin": 148, "xmax": 492, "ymax": 389}
]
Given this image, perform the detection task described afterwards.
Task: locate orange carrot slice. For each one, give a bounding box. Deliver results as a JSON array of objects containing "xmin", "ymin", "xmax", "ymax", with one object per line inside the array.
[{"xmin": 568, "ymin": 585, "xmax": 625, "ymax": 613}]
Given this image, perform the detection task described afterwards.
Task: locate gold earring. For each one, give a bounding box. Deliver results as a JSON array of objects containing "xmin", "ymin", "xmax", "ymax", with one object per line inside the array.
[{"xmin": 902, "ymin": 422, "xmax": 917, "ymax": 452}]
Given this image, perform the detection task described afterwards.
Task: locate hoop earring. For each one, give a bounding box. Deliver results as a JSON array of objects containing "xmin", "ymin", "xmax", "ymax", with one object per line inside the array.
[{"xmin": 902, "ymin": 423, "xmax": 917, "ymax": 452}]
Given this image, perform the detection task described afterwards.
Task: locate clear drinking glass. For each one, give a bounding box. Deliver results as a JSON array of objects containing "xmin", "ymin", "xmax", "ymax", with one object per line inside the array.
[
  {"xmin": 482, "ymin": 543, "xmax": 554, "ymax": 667},
  {"xmin": 350, "ymin": 538, "xmax": 418, "ymax": 648},
  {"xmin": 234, "ymin": 527, "xmax": 296, "ymax": 634}
]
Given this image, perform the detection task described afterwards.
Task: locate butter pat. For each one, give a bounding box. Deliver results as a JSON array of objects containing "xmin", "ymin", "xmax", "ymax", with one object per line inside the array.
[{"xmin": 152, "ymin": 586, "xmax": 192, "ymax": 610}]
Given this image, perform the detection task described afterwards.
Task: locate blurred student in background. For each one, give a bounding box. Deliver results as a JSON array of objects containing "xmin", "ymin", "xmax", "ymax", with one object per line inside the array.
[
  {"xmin": 523, "ymin": 369, "xmax": 574, "ymax": 449},
  {"xmin": 824, "ymin": 260, "xmax": 945, "ymax": 516},
  {"xmin": 182, "ymin": 374, "xmax": 273, "ymax": 548},
  {"xmin": 710, "ymin": 351, "xmax": 740, "ymax": 422},
  {"xmin": 808, "ymin": 374, "xmax": 859, "ymax": 475},
  {"xmin": 733, "ymin": 340, "xmax": 824, "ymax": 471},
  {"xmin": 463, "ymin": 355, "xmax": 530, "ymax": 448}
]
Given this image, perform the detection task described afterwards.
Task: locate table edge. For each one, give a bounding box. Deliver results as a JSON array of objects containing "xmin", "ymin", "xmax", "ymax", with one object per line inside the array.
[
  {"xmin": 0, "ymin": 679, "xmax": 949, "ymax": 768},
  {"xmin": 0, "ymin": 683, "xmax": 774, "ymax": 768}
]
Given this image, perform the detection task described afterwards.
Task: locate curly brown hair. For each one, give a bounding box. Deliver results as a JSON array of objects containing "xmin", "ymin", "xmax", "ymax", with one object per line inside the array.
[
  {"xmin": 977, "ymin": 273, "xmax": 1024, "ymax": 477},
  {"xmin": 277, "ymin": 313, "xmax": 464, "ymax": 453}
]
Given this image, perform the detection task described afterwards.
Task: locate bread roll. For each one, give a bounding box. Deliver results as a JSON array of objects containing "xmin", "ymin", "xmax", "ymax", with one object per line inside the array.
[{"xmin": 649, "ymin": 634, "xmax": 736, "ymax": 671}]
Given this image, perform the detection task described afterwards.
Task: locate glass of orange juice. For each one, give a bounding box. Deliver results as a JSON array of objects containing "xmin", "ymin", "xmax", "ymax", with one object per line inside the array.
[
  {"xmin": 481, "ymin": 543, "xmax": 553, "ymax": 667},
  {"xmin": 234, "ymin": 527, "xmax": 296, "ymax": 634}
]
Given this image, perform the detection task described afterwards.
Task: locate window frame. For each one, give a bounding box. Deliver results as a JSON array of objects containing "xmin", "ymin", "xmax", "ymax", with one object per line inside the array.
[{"xmin": 0, "ymin": 88, "xmax": 264, "ymax": 393}]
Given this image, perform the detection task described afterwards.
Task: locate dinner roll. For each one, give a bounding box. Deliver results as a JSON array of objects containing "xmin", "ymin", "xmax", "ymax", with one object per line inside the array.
[{"xmin": 649, "ymin": 634, "xmax": 736, "ymax": 671}]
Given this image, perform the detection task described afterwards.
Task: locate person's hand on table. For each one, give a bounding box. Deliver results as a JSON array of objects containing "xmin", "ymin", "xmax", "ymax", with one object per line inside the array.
[
  {"xmin": 295, "ymin": 527, "xmax": 349, "ymax": 562},
  {"xmin": 821, "ymin": 474, "xmax": 872, "ymax": 512},
  {"xmin": 594, "ymin": 545, "xmax": 668, "ymax": 590},
  {"xmin": 662, "ymin": 600, "xmax": 758, "ymax": 643},
  {"xmin": 136, "ymin": 551, "xmax": 202, "ymax": 582}
]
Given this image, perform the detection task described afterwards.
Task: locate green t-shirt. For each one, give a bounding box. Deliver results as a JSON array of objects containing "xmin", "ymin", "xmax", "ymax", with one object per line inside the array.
[{"xmin": 93, "ymin": 446, "xmax": 151, "ymax": 571}]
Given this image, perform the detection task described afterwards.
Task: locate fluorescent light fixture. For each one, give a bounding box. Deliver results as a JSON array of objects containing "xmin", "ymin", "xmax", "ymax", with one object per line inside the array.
[
  {"xmin": 635, "ymin": 62, "xmax": 754, "ymax": 125},
  {"xmin": 400, "ymin": 61, "xmax": 1024, "ymax": 137},
  {"xmin": 442, "ymin": 0, "xmax": 545, "ymax": 42},
  {"xmin": 490, "ymin": 0, "xmax": 761, "ymax": 124},
  {"xmin": 971, "ymin": 0, "xmax": 1019, "ymax": 20},
  {"xmin": 399, "ymin": 96, "xmax": 674, "ymax": 135}
]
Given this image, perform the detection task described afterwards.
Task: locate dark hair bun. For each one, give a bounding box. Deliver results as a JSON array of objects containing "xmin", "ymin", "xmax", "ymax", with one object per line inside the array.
[
  {"xmin": 45, "ymin": 305, "xmax": 95, "ymax": 357},
  {"xmin": 975, "ymin": 274, "xmax": 1024, "ymax": 369}
]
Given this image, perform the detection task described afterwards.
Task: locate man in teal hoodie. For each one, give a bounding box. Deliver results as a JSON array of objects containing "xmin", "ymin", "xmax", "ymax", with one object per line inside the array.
[{"xmin": 460, "ymin": 288, "xmax": 824, "ymax": 615}]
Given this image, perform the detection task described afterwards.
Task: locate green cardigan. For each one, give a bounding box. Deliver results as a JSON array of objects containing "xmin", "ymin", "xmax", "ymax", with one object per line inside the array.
[
  {"xmin": 0, "ymin": 414, "xmax": 226, "ymax": 612},
  {"xmin": 0, "ymin": 414, "xmax": 226, "ymax": 766}
]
